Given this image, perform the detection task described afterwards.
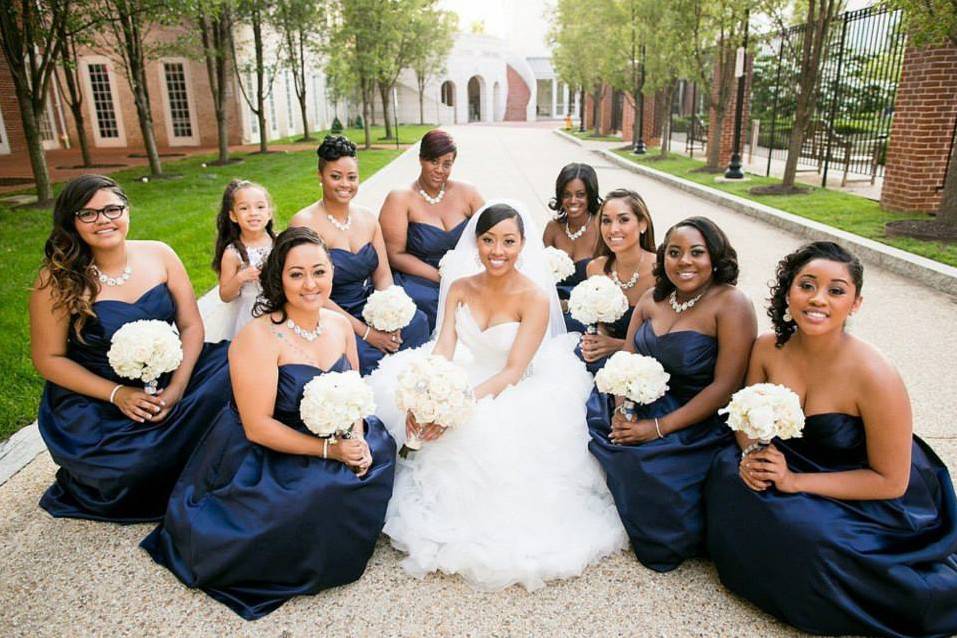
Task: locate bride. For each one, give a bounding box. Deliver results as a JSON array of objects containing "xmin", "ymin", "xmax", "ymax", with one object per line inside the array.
[{"xmin": 368, "ymin": 200, "xmax": 626, "ymax": 591}]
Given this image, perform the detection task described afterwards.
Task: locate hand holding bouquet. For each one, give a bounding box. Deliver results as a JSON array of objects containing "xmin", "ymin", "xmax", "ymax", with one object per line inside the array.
[{"xmin": 107, "ymin": 319, "xmax": 183, "ymax": 395}]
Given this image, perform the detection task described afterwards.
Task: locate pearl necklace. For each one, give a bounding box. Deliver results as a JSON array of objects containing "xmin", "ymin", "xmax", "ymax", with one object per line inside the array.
[
  {"xmin": 326, "ymin": 212, "xmax": 351, "ymax": 232},
  {"xmin": 286, "ymin": 318, "xmax": 323, "ymax": 342},
  {"xmin": 93, "ymin": 263, "xmax": 132, "ymax": 287},
  {"xmin": 418, "ymin": 181, "xmax": 446, "ymax": 205},
  {"xmin": 669, "ymin": 290, "xmax": 706, "ymax": 314},
  {"xmin": 610, "ymin": 267, "xmax": 640, "ymax": 290},
  {"xmin": 564, "ymin": 216, "xmax": 591, "ymax": 242}
]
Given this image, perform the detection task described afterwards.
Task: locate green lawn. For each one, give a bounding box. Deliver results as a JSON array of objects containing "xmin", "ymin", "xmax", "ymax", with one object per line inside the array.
[
  {"xmin": 566, "ymin": 129, "xmax": 623, "ymax": 143},
  {"xmin": 613, "ymin": 150, "xmax": 957, "ymax": 268},
  {"xmin": 0, "ymin": 145, "xmax": 403, "ymax": 441},
  {"xmin": 271, "ymin": 124, "xmax": 436, "ymax": 147}
]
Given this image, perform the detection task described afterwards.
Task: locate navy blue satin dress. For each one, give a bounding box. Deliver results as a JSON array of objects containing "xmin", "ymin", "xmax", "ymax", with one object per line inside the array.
[
  {"xmin": 140, "ymin": 357, "xmax": 396, "ymax": 620},
  {"xmin": 392, "ymin": 219, "xmax": 467, "ymax": 332},
  {"xmin": 574, "ymin": 305, "xmax": 635, "ymax": 375},
  {"xmin": 557, "ymin": 257, "xmax": 591, "ymax": 333},
  {"xmin": 329, "ymin": 243, "xmax": 430, "ymax": 375},
  {"xmin": 37, "ymin": 283, "xmax": 230, "ymax": 523},
  {"xmin": 706, "ymin": 414, "xmax": 957, "ymax": 638},
  {"xmin": 586, "ymin": 322, "xmax": 733, "ymax": 571}
]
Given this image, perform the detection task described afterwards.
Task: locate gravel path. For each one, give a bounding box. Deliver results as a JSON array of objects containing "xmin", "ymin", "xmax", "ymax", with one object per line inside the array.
[{"xmin": 2, "ymin": 124, "xmax": 953, "ymax": 637}]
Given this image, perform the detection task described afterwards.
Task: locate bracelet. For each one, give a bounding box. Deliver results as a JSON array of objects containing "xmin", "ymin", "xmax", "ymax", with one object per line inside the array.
[
  {"xmin": 109, "ymin": 384, "xmax": 123, "ymax": 405},
  {"xmin": 323, "ymin": 438, "xmax": 329, "ymax": 459},
  {"xmin": 362, "ymin": 325, "xmax": 371, "ymax": 341},
  {"xmin": 741, "ymin": 442, "xmax": 763, "ymax": 458},
  {"xmin": 654, "ymin": 417, "xmax": 663, "ymax": 439}
]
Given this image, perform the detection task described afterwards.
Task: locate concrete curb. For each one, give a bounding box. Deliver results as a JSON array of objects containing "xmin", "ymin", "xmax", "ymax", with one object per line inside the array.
[
  {"xmin": 0, "ymin": 141, "xmax": 424, "ymax": 487},
  {"xmin": 554, "ymin": 129, "xmax": 587, "ymax": 147},
  {"xmin": 594, "ymin": 147, "xmax": 957, "ymax": 297}
]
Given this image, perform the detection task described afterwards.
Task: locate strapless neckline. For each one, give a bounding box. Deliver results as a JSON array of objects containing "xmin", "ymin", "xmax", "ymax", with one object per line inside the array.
[
  {"xmin": 409, "ymin": 218, "xmax": 468, "ymax": 234},
  {"xmin": 277, "ymin": 355, "xmax": 349, "ymax": 375},
  {"xmin": 93, "ymin": 281, "xmax": 168, "ymax": 307},
  {"xmin": 457, "ymin": 304, "xmax": 520, "ymax": 334},
  {"xmin": 329, "ymin": 242, "xmax": 374, "ymax": 256}
]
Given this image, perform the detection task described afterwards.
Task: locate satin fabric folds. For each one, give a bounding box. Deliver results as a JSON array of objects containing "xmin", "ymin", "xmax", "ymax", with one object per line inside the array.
[
  {"xmin": 141, "ymin": 358, "xmax": 396, "ymax": 620},
  {"xmin": 586, "ymin": 321, "xmax": 733, "ymax": 571},
  {"xmin": 328, "ymin": 242, "xmax": 430, "ymax": 375},
  {"xmin": 706, "ymin": 413, "xmax": 957, "ymax": 638},
  {"xmin": 38, "ymin": 283, "xmax": 230, "ymax": 523},
  {"xmin": 392, "ymin": 219, "xmax": 467, "ymax": 332}
]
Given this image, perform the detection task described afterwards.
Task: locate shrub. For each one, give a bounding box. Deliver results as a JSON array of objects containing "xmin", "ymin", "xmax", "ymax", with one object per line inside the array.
[{"xmin": 331, "ymin": 117, "xmax": 343, "ymax": 134}]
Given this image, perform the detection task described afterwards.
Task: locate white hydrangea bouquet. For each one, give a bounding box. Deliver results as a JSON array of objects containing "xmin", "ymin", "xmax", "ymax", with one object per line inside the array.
[
  {"xmin": 568, "ymin": 275, "xmax": 629, "ymax": 333},
  {"xmin": 395, "ymin": 355, "xmax": 475, "ymax": 458},
  {"xmin": 595, "ymin": 351, "xmax": 670, "ymax": 421},
  {"xmin": 543, "ymin": 246, "xmax": 575, "ymax": 283},
  {"xmin": 362, "ymin": 285, "xmax": 417, "ymax": 332},
  {"xmin": 107, "ymin": 319, "xmax": 183, "ymax": 395},
  {"xmin": 719, "ymin": 383, "xmax": 805, "ymax": 445},
  {"xmin": 300, "ymin": 370, "xmax": 376, "ymax": 442}
]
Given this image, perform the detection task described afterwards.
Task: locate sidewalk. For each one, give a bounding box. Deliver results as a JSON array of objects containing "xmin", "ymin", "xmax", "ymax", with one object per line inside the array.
[{"xmin": 1, "ymin": 123, "xmax": 953, "ymax": 636}]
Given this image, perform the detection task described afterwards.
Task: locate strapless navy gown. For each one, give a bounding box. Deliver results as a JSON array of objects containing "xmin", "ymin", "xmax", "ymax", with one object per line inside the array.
[
  {"xmin": 556, "ymin": 257, "xmax": 590, "ymax": 333},
  {"xmin": 706, "ymin": 414, "xmax": 957, "ymax": 638},
  {"xmin": 329, "ymin": 243, "xmax": 430, "ymax": 375},
  {"xmin": 393, "ymin": 219, "xmax": 467, "ymax": 332},
  {"xmin": 141, "ymin": 357, "xmax": 396, "ymax": 620},
  {"xmin": 574, "ymin": 304, "xmax": 635, "ymax": 375},
  {"xmin": 586, "ymin": 322, "xmax": 733, "ymax": 571},
  {"xmin": 37, "ymin": 283, "xmax": 230, "ymax": 523}
]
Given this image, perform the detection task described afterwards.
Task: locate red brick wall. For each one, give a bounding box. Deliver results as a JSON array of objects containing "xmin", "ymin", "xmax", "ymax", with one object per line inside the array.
[
  {"xmin": 881, "ymin": 42, "xmax": 957, "ymax": 214},
  {"xmin": 708, "ymin": 52, "xmax": 752, "ymax": 168},
  {"xmin": 504, "ymin": 65, "xmax": 529, "ymax": 122},
  {"xmin": 620, "ymin": 92, "xmax": 659, "ymax": 146},
  {"xmin": 0, "ymin": 58, "xmax": 26, "ymax": 155}
]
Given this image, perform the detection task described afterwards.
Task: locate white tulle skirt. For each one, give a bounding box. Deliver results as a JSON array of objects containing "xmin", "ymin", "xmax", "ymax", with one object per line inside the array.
[{"xmin": 367, "ymin": 334, "xmax": 627, "ymax": 591}]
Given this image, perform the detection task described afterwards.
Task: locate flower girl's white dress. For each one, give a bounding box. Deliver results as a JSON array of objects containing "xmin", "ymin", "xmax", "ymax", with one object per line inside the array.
[{"xmin": 367, "ymin": 303, "xmax": 627, "ymax": 591}]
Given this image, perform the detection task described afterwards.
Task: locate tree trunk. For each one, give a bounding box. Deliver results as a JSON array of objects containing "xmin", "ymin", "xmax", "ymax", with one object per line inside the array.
[
  {"xmin": 361, "ymin": 83, "xmax": 372, "ymax": 149},
  {"xmin": 379, "ymin": 82, "xmax": 393, "ymax": 139},
  {"xmin": 61, "ymin": 71, "xmax": 93, "ymax": 167},
  {"xmin": 660, "ymin": 84, "xmax": 676, "ymax": 157},
  {"xmin": 253, "ymin": 7, "xmax": 268, "ymax": 153},
  {"xmin": 13, "ymin": 84, "xmax": 54, "ymax": 205},
  {"xmin": 591, "ymin": 87, "xmax": 602, "ymax": 137},
  {"xmin": 632, "ymin": 90, "xmax": 641, "ymax": 147},
  {"xmin": 418, "ymin": 80, "xmax": 425, "ymax": 125},
  {"xmin": 130, "ymin": 63, "xmax": 162, "ymax": 175},
  {"xmin": 579, "ymin": 87, "xmax": 585, "ymax": 132},
  {"xmin": 199, "ymin": 7, "xmax": 231, "ymax": 164},
  {"xmin": 937, "ymin": 132, "xmax": 957, "ymax": 225}
]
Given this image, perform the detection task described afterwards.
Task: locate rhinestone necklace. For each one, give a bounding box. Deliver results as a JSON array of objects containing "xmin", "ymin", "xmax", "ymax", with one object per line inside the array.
[
  {"xmin": 564, "ymin": 215, "xmax": 592, "ymax": 242},
  {"xmin": 669, "ymin": 289, "xmax": 706, "ymax": 314},
  {"xmin": 92, "ymin": 263, "xmax": 132, "ymax": 287},
  {"xmin": 418, "ymin": 181, "xmax": 446, "ymax": 205},
  {"xmin": 326, "ymin": 212, "xmax": 351, "ymax": 232},
  {"xmin": 286, "ymin": 317, "xmax": 324, "ymax": 342},
  {"xmin": 610, "ymin": 267, "xmax": 640, "ymax": 290}
]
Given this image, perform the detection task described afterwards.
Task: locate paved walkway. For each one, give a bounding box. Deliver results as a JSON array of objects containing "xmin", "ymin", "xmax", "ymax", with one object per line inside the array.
[{"xmin": 1, "ymin": 124, "xmax": 954, "ymax": 637}]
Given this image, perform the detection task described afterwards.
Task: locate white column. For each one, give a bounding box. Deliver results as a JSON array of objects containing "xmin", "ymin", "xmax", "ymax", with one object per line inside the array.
[{"xmin": 551, "ymin": 79, "xmax": 558, "ymax": 118}]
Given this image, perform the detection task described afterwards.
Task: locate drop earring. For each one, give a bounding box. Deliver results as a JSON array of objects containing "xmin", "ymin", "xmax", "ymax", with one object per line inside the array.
[{"xmin": 783, "ymin": 307, "xmax": 793, "ymax": 322}]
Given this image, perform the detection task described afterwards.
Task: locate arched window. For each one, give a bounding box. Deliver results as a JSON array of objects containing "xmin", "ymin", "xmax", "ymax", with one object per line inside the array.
[{"xmin": 440, "ymin": 81, "xmax": 455, "ymax": 107}]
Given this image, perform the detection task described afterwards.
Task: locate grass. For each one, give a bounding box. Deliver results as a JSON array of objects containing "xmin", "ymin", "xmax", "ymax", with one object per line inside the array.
[
  {"xmin": 0, "ymin": 145, "xmax": 403, "ymax": 442},
  {"xmin": 613, "ymin": 149, "xmax": 957, "ymax": 268},
  {"xmin": 565, "ymin": 129, "xmax": 623, "ymax": 143},
  {"xmin": 271, "ymin": 124, "xmax": 436, "ymax": 147}
]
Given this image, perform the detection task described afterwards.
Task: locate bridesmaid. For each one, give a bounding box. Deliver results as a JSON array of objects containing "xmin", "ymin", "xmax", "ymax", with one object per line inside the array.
[
  {"xmin": 291, "ymin": 135, "xmax": 430, "ymax": 375},
  {"xmin": 29, "ymin": 174, "xmax": 230, "ymax": 523},
  {"xmin": 706, "ymin": 241, "xmax": 957, "ymax": 637},
  {"xmin": 542, "ymin": 162, "xmax": 601, "ymax": 332},
  {"xmin": 380, "ymin": 129, "xmax": 484, "ymax": 332},
  {"xmin": 576, "ymin": 189, "xmax": 657, "ymax": 374},
  {"xmin": 587, "ymin": 216, "xmax": 756, "ymax": 571},
  {"xmin": 141, "ymin": 227, "xmax": 396, "ymax": 620}
]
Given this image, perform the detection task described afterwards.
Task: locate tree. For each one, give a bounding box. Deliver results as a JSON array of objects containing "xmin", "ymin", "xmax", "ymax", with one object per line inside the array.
[
  {"xmin": 408, "ymin": 5, "xmax": 457, "ymax": 125},
  {"xmin": 192, "ymin": 0, "xmax": 235, "ymax": 164},
  {"xmin": 271, "ymin": 0, "xmax": 321, "ymax": 141},
  {"xmin": 56, "ymin": 7, "xmax": 102, "ymax": 169},
  {"xmin": 0, "ymin": 0, "xmax": 71, "ymax": 205},
  {"xmin": 231, "ymin": 0, "xmax": 278, "ymax": 153}
]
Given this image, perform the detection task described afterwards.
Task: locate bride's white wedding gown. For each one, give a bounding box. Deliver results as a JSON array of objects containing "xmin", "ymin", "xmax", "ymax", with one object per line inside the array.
[{"xmin": 367, "ymin": 304, "xmax": 627, "ymax": 591}]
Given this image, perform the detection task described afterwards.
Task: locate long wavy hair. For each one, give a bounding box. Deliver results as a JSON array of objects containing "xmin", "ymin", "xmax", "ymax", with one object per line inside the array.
[
  {"xmin": 547, "ymin": 162, "xmax": 601, "ymax": 223},
  {"xmin": 768, "ymin": 241, "xmax": 863, "ymax": 347},
  {"xmin": 652, "ymin": 216, "xmax": 738, "ymax": 302},
  {"xmin": 211, "ymin": 179, "xmax": 276, "ymax": 273},
  {"xmin": 253, "ymin": 227, "xmax": 330, "ymax": 324},
  {"xmin": 594, "ymin": 188, "xmax": 656, "ymax": 275},
  {"xmin": 40, "ymin": 174, "xmax": 129, "ymax": 339}
]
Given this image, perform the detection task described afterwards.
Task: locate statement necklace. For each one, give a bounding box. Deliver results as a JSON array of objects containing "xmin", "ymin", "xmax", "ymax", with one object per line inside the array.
[
  {"xmin": 326, "ymin": 212, "xmax": 351, "ymax": 232},
  {"xmin": 418, "ymin": 181, "xmax": 446, "ymax": 205},
  {"xmin": 564, "ymin": 216, "xmax": 591, "ymax": 242},
  {"xmin": 669, "ymin": 289, "xmax": 706, "ymax": 314},
  {"xmin": 611, "ymin": 267, "xmax": 640, "ymax": 290},
  {"xmin": 286, "ymin": 318, "xmax": 324, "ymax": 342},
  {"xmin": 92, "ymin": 263, "xmax": 132, "ymax": 287}
]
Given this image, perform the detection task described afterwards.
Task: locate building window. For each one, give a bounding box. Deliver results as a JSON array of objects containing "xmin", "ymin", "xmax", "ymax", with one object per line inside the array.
[
  {"xmin": 268, "ymin": 75, "xmax": 278, "ymax": 132},
  {"xmin": 285, "ymin": 73, "xmax": 295, "ymax": 132},
  {"xmin": 440, "ymin": 81, "xmax": 454, "ymax": 107},
  {"xmin": 247, "ymin": 72, "xmax": 259, "ymax": 136},
  {"xmin": 88, "ymin": 63, "xmax": 120, "ymax": 139},
  {"xmin": 0, "ymin": 104, "xmax": 10, "ymax": 154},
  {"xmin": 163, "ymin": 62, "xmax": 193, "ymax": 138},
  {"xmin": 312, "ymin": 75, "xmax": 321, "ymax": 126}
]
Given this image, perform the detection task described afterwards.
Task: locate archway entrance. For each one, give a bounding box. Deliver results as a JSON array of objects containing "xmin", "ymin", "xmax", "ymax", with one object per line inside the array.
[{"xmin": 467, "ymin": 76, "xmax": 483, "ymax": 122}]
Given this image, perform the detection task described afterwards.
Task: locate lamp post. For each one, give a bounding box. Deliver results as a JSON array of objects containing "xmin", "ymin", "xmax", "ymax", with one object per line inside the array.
[
  {"xmin": 724, "ymin": 8, "xmax": 750, "ymax": 179},
  {"xmin": 633, "ymin": 45, "xmax": 646, "ymax": 155}
]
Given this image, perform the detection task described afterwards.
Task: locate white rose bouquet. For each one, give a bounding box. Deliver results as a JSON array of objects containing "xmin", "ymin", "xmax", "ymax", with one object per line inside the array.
[
  {"xmin": 107, "ymin": 320, "xmax": 183, "ymax": 395},
  {"xmin": 300, "ymin": 370, "xmax": 377, "ymax": 442},
  {"xmin": 362, "ymin": 285, "xmax": 417, "ymax": 332},
  {"xmin": 395, "ymin": 355, "xmax": 475, "ymax": 457},
  {"xmin": 719, "ymin": 383, "xmax": 805, "ymax": 445},
  {"xmin": 568, "ymin": 275, "xmax": 629, "ymax": 333},
  {"xmin": 595, "ymin": 351, "xmax": 671, "ymax": 413},
  {"xmin": 543, "ymin": 246, "xmax": 576, "ymax": 283}
]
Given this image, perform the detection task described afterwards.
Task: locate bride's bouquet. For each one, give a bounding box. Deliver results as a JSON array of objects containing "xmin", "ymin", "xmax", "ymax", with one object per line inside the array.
[
  {"xmin": 595, "ymin": 351, "xmax": 670, "ymax": 421},
  {"xmin": 719, "ymin": 383, "xmax": 805, "ymax": 444},
  {"xmin": 300, "ymin": 370, "xmax": 376, "ymax": 442},
  {"xmin": 362, "ymin": 285, "xmax": 417, "ymax": 332},
  {"xmin": 395, "ymin": 355, "xmax": 475, "ymax": 458},
  {"xmin": 568, "ymin": 275, "xmax": 629, "ymax": 333},
  {"xmin": 107, "ymin": 319, "xmax": 183, "ymax": 395},
  {"xmin": 543, "ymin": 246, "xmax": 575, "ymax": 283}
]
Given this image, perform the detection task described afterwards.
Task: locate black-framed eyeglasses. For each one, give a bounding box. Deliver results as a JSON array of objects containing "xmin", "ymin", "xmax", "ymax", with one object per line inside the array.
[{"xmin": 74, "ymin": 204, "xmax": 127, "ymax": 224}]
